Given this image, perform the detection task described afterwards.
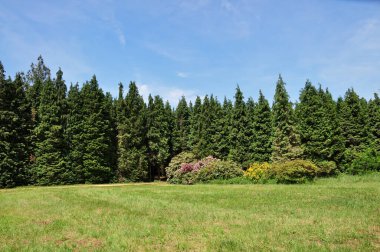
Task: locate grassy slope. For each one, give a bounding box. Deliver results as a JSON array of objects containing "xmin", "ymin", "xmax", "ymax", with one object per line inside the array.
[{"xmin": 0, "ymin": 174, "xmax": 379, "ymax": 251}]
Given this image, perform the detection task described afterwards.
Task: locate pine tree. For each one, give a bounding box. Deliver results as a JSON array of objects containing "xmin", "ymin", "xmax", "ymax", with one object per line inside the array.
[
  {"xmin": 117, "ymin": 82, "xmax": 148, "ymax": 181},
  {"xmin": 32, "ymin": 69, "xmax": 69, "ymax": 185},
  {"xmin": 172, "ymin": 96, "xmax": 190, "ymax": 154},
  {"xmin": 251, "ymin": 90, "xmax": 272, "ymax": 162},
  {"xmin": 208, "ymin": 95, "xmax": 223, "ymax": 158},
  {"xmin": 228, "ymin": 86, "xmax": 250, "ymax": 166},
  {"xmin": 271, "ymin": 75, "xmax": 303, "ymax": 162},
  {"xmin": 0, "ymin": 64, "xmax": 32, "ymax": 187},
  {"xmin": 164, "ymin": 101, "xmax": 175, "ymax": 160},
  {"xmin": 245, "ymin": 97, "xmax": 256, "ymax": 163},
  {"xmin": 147, "ymin": 95, "xmax": 170, "ymax": 180}
]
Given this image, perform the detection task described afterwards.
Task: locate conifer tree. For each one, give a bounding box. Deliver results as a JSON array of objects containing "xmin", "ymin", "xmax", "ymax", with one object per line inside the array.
[
  {"xmin": 172, "ymin": 96, "xmax": 190, "ymax": 154},
  {"xmin": 164, "ymin": 101, "xmax": 175, "ymax": 160},
  {"xmin": 32, "ymin": 70, "xmax": 68, "ymax": 185},
  {"xmin": 208, "ymin": 95, "xmax": 223, "ymax": 158},
  {"xmin": 147, "ymin": 95, "xmax": 171, "ymax": 180},
  {"xmin": 251, "ymin": 90, "xmax": 272, "ymax": 162},
  {"xmin": 245, "ymin": 97, "xmax": 256, "ymax": 162},
  {"xmin": 189, "ymin": 96, "xmax": 203, "ymax": 157},
  {"xmin": 271, "ymin": 75, "xmax": 303, "ymax": 162},
  {"xmin": 65, "ymin": 83, "xmax": 84, "ymax": 183},
  {"xmin": 0, "ymin": 64, "xmax": 32, "ymax": 187},
  {"xmin": 368, "ymin": 93, "xmax": 380, "ymax": 150},
  {"xmin": 215, "ymin": 97, "xmax": 233, "ymax": 159},
  {"xmin": 81, "ymin": 76, "xmax": 115, "ymax": 183},
  {"xmin": 228, "ymin": 86, "xmax": 250, "ymax": 166},
  {"xmin": 117, "ymin": 82, "xmax": 148, "ymax": 181}
]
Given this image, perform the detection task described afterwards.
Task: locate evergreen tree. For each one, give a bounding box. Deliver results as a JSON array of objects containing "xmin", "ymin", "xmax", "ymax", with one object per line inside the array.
[
  {"xmin": 189, "ymin": 96, "xmax": 203, "ymax": 157},
  {"xmin": 172, "ymin": 96, "xmax": 190, "ymax": 154},
  {"xmin": 368, "ymin": 93, "xmax": 380, "ymax": 151},
  {"xmin": 0, "ymin": 64, "xmax": 32, "ymax": 187},
  {"xmin": 245, "ymin": 97, "xmax": 256, "ymax": 163},
  {"xmin": 228, "ymin": 86, "xmax": 250, "ymax": 166},
  {"xmin": 271, "ymin": 75, "xmax": 303, "ymax": 162},
  {"xmin": 26, "ymin": 56, "xmax": 50, "ymax": 122},
  {"xmin": 208, "ymin": 95, "xmax": 223, "ymax": 158},
  {"xmin": 65, "ymin": 83, "xmax": 84, "ymax": 183},
  {"xmin": 295, "ymin": 81, "xmax": 326, "ymax": 161},
  {"xmin": 164, "ymin": 101, "xmax": 175, "ymax": 160},
  {"xmin": 32, "ymin": 72, "xmax": 68, "ymax": 185},
  {"xmin": 147, "ymin": 95, "xmax": 170, "ymax": 180},
  {"xmin": 251, "ymin": 90, "xmax": 272, "ymax": 162},
  {"xmin": 215, "ymin": 97, "xmax": 233, "ymax": 159},
  {"xmin": 117, "ymin": 82, "xmax": 148, "ymax": 181},
  {"xmin": 80, "ymin": 76, "xmax": 115, "ymax": 183}
]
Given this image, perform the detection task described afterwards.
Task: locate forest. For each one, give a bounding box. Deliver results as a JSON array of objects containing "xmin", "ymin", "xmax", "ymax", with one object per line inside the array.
[{"xmin": 1, "ymin": 56, "xmax": 379, "ymax": 188}]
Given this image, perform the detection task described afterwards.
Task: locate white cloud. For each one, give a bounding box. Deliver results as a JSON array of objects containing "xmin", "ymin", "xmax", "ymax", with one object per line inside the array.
[
  {"xmin": 176, "ymin": 72, "xmax": 189, "ymax": 78},
  {"xmin": 136, "ymin": 83, "xmax": 198, "ymax": 106}
]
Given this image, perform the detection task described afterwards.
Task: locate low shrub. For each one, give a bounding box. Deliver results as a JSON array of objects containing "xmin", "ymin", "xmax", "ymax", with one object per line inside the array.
[
  {"xmin": 271, "ymin": 159, "xmax": 319, "ymax": 184},
  {"xmin": 196, "ymin": 160, "xmax": 243, "ymax": 182},
  {"xmin": 165, "ymin": 152, "xmax": 196, "ymax": 181},
  {"xmin": 244, "ymin": 162, "xmax": 271, "ymax": 182},
  {"xmin": 315, "ymin": 161, "xmax": 338, "ymax": 177},
  {"xmin": 347, "ymin": 149, "xmax": 380, "ymax": 175}
]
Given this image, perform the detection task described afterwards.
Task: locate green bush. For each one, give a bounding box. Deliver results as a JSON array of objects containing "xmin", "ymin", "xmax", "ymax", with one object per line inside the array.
[
  {"xmin": 196, "ymin": 160, "xmax": 243, "ymax": 182},
  {"xmin": 347, "ymin": 149, "xmax": 380, "ymax": 175},
  {"xmin": 244, "ymin": 162, "xmax": 271, "ymax": 182},
  {"xmin": 315, "ymin": 161, "xmax": 338, "ymax": 177},
  {"xmin": 272, "ymin": 159, "xmax": 319, "ymax": 184},
  {"xmin": 165, "ymin": 152, "xmax": 196, "ymax": 181}
]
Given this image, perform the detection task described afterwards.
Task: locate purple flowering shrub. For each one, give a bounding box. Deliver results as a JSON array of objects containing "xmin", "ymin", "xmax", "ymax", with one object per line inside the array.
[{"xmin": 168, "ymin": 155, "xmax": 243, "ymax": 184}]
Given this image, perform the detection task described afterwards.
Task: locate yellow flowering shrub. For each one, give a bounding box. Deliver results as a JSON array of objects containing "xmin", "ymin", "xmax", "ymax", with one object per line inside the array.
[{"xmin": 244, "ymin": 162, "xmax": 271, "ymax": 181}]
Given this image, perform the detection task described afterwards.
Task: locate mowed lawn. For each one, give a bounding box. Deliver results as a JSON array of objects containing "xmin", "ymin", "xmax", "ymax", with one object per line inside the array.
[{"xmin": 0, "ymin": 175, "xmax": 379, "ymax": 251}]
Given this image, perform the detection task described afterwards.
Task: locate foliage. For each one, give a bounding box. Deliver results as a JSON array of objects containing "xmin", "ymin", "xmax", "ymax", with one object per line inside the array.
[
  {"xmin": 244, "ymin": 162, "xmax": 271, "ymax": 182},
  {"xmin": 271, "ymin": 159, "xmax": 319, "ymax": 184},
  {"xmin": 347, "ymin": 148, "xmax": 380, "ymax": 175},
  {"xmin": 196, "ymin": 160, "xmax": 243, "ymax": 182},
  {"xmin": 315, "ymin": 161, "xmax": 338, "ymax": 177},
  {"xmin": 165, "ymin": 152, "xmax": 196, "ymax": 181}
]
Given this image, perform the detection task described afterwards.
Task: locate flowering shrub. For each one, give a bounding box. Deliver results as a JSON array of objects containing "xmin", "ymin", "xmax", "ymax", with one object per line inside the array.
[
  {"xmin": 165, "ymin": 152, "xmax": 196, "ymax": 181},
  {"xmin": 167, "ymin": 156, "xmax": 243, "ymax": 184},
  {"xmin": 244, "ymin": 162, "xmax": 271, "ymax": 182}
]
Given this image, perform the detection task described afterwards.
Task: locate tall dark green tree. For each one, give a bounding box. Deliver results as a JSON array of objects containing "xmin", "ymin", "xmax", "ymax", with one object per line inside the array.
[
  {"xmin": 65, "ymin": 83, "xmax": 84, "ymax": 183},
  {"xmin": 189, "ymin": 96, "xmax": 203, "ymax": 157},
  {"xmin": 215, "ymin": 97, "xmax": 233, "ymax": 159},
  {"xmin": 147, "ymin": 95, "xmax": 171, "ymax": 180},
  {"xmin": 26, "ymin": 56, "xmax": 50, "ymax": 123},
  {"xmin": 368, "ymin": 93, "xmax": 380, "ymax": 150},
  {"xmin": 228, "ymin": 86, "xmax": 250, "ymax": 166},
  {"xmin": 117, "ymin": 82, "xmax": 148, "ymax": 181},
  {"xmin": 272, "ymin": 75, "xmax": 303, "ymax": 162},
  {"xmin": 32, "ymin": 70, "xmax": 68, "ymax": 185},
  {"xmin": 251, "ymin": 90, "xmax": 272, "ymax": 162},
  {"xmin": 172, "ymin": 96, "xmax": 190, "ymax": 154},
  {"xmin": 0, "ymin": 64, "xmax": 32, "ymax": 187}
]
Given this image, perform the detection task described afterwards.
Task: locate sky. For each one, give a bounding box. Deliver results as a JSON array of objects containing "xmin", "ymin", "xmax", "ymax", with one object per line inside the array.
[{"xmin": 0, "ymin": 0, "xmax": 379, "ymax": 105}]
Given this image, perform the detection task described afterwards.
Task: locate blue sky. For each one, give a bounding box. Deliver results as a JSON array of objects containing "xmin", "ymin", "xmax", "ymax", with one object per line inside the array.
[{"xmin": 0, "ymin": 0, "xmax": 379, "ymax": 105}]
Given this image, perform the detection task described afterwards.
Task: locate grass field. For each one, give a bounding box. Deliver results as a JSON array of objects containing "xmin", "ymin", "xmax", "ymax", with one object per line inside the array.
[{"xmin": 1, "ymin": 174, "xmax": 379, "ymax": 251}]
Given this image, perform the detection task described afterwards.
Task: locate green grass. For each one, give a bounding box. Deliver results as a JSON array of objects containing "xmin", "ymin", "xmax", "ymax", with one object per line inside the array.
[{"xmin": 1, "ymin": 174, "xmax": 379, "ymax": 251}]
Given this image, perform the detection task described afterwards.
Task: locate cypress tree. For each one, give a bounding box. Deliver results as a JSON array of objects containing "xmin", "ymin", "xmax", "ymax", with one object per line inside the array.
[
  {"xmin": 172, "ymin": 96, "xmax": 190, "ymax": 154},
  {"xmin": 251, "ymin": 90, "xmax": 272, "ymax": 162},
  {"xmin": 117, "ymin": 82, "xmax": 148, "ymax": 181},
  {"xmin": 271, "ymin": 75, "xmax": 303, "ymax": 162}
]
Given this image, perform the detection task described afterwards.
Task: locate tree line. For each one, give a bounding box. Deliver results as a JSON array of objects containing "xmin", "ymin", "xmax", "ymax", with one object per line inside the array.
[{"xmin": 0, "ymin": 56, "xmax": 379, "ymax": 187}]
